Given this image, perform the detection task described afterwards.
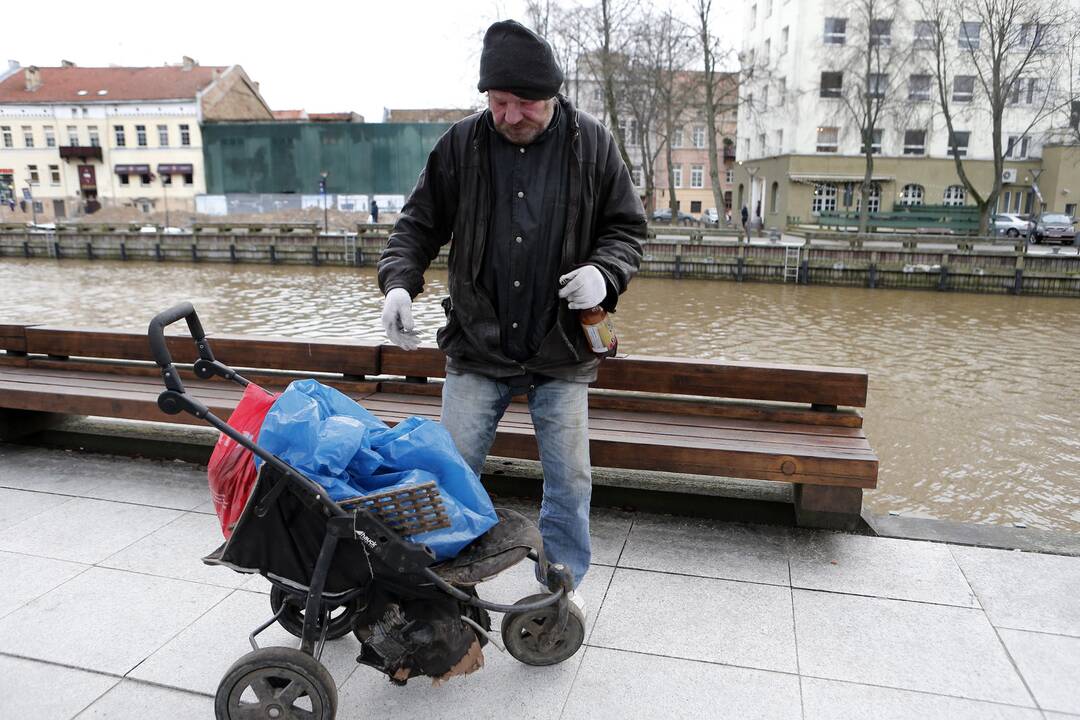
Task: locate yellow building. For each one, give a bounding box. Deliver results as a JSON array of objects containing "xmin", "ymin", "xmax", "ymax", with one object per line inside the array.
[{"xmin": 0, "ymin": 58, "xmax": 272, "ymax": 220}]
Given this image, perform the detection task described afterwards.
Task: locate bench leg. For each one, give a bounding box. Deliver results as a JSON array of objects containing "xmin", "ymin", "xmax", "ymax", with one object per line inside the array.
[
  {"xmin": 0, "ymin": 409, "xmax": 64, "ymax": 442},
  {"xmin": 793, "ymin": 485, "xmax": 863, "ymax": 531}
]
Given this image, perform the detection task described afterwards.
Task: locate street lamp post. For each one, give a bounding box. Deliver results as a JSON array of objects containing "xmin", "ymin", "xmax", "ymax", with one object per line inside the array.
[
  {"xmin": 320, "ymin": 171, "xmax": 329, "ymax": 235},
  {"xmin": 162, "ymin": 174, "xmax": 170, "ymax": 229},
  {"xmin": 744, "ymin": 165, "xmax": 759, "ymax": 241}
]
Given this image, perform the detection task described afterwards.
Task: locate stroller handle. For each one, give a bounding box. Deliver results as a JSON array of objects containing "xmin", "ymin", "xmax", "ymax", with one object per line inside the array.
[{"xmin": 148, "ymin": 302, "xmax": 210, "ymax": 372}]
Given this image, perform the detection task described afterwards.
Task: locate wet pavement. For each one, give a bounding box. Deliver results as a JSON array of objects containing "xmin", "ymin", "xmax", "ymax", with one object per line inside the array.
[{"xmin": 0, "ymin": 444, "xmax": 1078, "ymax": 719}]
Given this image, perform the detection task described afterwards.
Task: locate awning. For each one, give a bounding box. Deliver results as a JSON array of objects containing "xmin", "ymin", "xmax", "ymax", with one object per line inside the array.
[
  {"xmin": 115, "ymin": 164, "xmax": 150, "ymax": 174},
  {"xmin": 157, "ymin": 163, "xmax": 193, "ymax": 174},
  {"xmin": 788, "ymin": 173, "xmax": 895, "ymax": 184}
]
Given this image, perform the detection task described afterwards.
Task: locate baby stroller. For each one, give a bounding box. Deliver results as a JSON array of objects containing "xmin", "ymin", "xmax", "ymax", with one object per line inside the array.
[{"xmin": 149, "ymin": 303, "xmax": 585, "ymax": 720}]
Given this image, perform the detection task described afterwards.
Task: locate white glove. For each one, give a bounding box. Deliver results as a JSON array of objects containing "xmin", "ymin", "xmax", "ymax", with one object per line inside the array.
[
  {"xmin": 558, "ymin": 265, "xmax": 607, "ymax": 310},
  {"xmin": 381, "ymin": 287, "xmax": 420, "ymax": 351}
]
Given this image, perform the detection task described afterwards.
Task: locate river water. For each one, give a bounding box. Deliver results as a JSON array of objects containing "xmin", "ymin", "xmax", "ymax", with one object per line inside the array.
[{"xmin": 3, "ymin": 259, "xmax": 1078, "ymax": 532}]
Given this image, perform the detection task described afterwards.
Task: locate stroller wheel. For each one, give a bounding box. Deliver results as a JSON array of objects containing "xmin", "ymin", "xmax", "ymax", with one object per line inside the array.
[
  {"xmin": 215, "ymin": 646, "xmax": 336, "ymax": 720},
  {"xmin": 270, "ymin": 586, "xmax": 358, "ymax": 641},
  {"xmin": 500, "ymin": 593, "xmax": 585, "ymax": 666}
]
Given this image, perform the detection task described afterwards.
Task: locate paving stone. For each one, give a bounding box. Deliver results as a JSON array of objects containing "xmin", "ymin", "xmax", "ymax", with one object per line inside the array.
[
  {"xmin": 619, "ymin": 515, "xmax": 792, "ymax": 585},
  {"xmin": 0, "ymin": 566, "xmax": 230, "ymax": 675},
  {"xmin": 793, "ymin": 589, "xmax": 1032, "ymax": 706},
  {"xmin": 801, "ymin": 677, "xmax": 1044, "ymax": 720},
  {"xmin": 997, "ymin": 629, "xmax": 1080, "ymax": 714},
  {"xmin": 100, "ymin": 511, "xmax": 245, "ymax": 589},
  {"xmin": 0, "ymin": 550, "xmax": 88, "ymax": 619},
  {"xmin": 75, "ymin": 459, "xmax": 208, "ymax": 511},
  {"xmin": 789, "ymin": 531, "xmax": 979, "ymax": 607},
  {"xmin": 74, "ymin": 679, "xmax": 214, "ymax": 719},
  {"xmin": 950, "ymin": 546, "xmax": 1080, "ymax": 636},
  {"xmin": 0, "ymin": 497, "xmax": 182, "ymax": 564},
  {"xmin": 0, "ymin": 488, "xmax": 75, "ymax": 532},
  {"xmin": 336, "ymin": 632, "xmax": 585, "ymax": 720},
  {"xmin": 562, "ymin": 646, "xmax": 801, "ymax": 719},
  {"xmin": 590, "ymin": 568, "xmax": 798, "ymax": 673},
  {"xmin": 128, "ymin": 589, "xmax": 360, "ymax": 695},
  {"xmin": 0, "ymin": 655, "xmax": 118, "ymax": 720},
  {"xmin": 0, "ymin": 446, "xmax": 113, "ymax": 495}
]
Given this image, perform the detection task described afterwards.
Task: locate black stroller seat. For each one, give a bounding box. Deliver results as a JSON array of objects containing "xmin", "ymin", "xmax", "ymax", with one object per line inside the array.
[{"xmin": 432, "ymin": 508, "xmax": 545, "ymax": 586}]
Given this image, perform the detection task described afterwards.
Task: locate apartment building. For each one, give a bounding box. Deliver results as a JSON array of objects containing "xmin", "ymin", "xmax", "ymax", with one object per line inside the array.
[
  {"xmin": 0, "ymin": 58, "xmax": 272, "ymax": 219},
  {"xmin": 736, "ymin": 0, "xmax": 1080, "ymax": 228}
]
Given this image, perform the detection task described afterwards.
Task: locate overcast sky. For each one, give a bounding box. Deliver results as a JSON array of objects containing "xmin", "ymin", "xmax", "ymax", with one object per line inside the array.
[{"xmin": 6, "ymin": 0, "xmax": 743, "ymax": 122}]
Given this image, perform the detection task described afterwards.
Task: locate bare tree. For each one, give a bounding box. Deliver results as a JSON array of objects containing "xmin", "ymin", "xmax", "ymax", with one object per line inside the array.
[
  {"xmin": 691, "ymin": 0, "xmax": 737, "ymax": 220},
  {"xmin": 920, "ymin": 0, "xmax": 1069, "ymax": 234}
]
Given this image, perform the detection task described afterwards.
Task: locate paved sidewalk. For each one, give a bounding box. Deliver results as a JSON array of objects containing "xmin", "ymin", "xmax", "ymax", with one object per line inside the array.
[{"xmin": 0, "ymin": 444, "xmax": 1078, "ymax": 719}]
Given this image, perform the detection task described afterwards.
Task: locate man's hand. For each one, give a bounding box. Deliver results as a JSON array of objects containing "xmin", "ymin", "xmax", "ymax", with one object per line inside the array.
[
  {"xmin": 381, "ymin": 288, "xmax": 420, "ymax": 351},
  {"xmin": 558, "ymin": 265, "xmax": 607, "ymax": 310}
]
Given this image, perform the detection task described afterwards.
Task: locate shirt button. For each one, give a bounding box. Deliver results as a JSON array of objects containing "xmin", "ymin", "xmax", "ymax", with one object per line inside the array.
[
  {"xmin": 516, "ymin": 191, "xmax": 524, "ymax": 198},
  {"xmin": 515, "ymin": 236, "xmax": 522, "ymax": 243},
  {"xmin": 513, "ymin": 280, "xmax": 521, "ymax": 287},
  {"xmin": 511, "ymin": 322, "xmax": 518, "ymax": 329},
  {"xmin": 519, "ymin": 147, "xmax": 526, "ymax": 154}
]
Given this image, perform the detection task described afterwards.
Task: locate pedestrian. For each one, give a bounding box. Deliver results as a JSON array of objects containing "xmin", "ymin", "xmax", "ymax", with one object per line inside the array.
[
  {"xmin": 370, "ymin": 198, "xmax": 379, "ymax": 224},
  {"xmin": 741, "ymin": 204, "xmax": 749, "ymax": 232},
  {"xmin": 724, "ymin": 208, "xmax": 732, "ymax": 225},
  {"xmin": 378, "ymin": 19, "xmax": 645, "ymax": 614}
]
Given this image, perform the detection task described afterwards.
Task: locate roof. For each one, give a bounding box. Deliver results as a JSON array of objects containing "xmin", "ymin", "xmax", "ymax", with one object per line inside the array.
[
  {"xmin": 272, "ymin": 109, "xmax": 307, "ymax": 120},
  {"xmin": 308, "ymin": 112, "xmax": 364, "ymax": 122},
  {"xmin": 0, "ymin": 65, "xmax": 228, "ymax": 104}
]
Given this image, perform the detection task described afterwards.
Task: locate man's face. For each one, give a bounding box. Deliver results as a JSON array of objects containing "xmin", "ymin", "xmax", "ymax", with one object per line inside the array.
[{"xmin": 488, "ymin": 91, "xmax": 555, "ymax": 145}]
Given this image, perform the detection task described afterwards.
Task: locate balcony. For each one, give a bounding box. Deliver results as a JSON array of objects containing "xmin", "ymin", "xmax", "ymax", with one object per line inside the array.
[{"xmin": 59, "ymin": 145, "xmax": 103, "ymax": 161}]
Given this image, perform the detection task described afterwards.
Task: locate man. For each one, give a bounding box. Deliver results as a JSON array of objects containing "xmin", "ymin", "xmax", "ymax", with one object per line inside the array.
[{"xmin": 378, "ymin": 19, "xmax": 644, "ymax": 613}]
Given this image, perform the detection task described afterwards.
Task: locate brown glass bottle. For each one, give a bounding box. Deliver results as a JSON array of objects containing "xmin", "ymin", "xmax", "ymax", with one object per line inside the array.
[{"xmin": 579, "ymin": 306, "xmax": 617, "ymax": 355}]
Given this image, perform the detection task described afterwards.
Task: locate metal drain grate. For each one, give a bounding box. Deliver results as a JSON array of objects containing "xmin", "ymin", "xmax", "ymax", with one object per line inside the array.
[{"xmin": 340, "ymin": 481, "xmax": 451, "ymax": 537}]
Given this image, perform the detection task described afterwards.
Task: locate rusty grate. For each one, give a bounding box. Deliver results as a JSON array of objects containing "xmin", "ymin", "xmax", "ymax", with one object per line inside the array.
[{"xmin": 339, "ymin": 481, "xmax": 451, "ymax": 537}]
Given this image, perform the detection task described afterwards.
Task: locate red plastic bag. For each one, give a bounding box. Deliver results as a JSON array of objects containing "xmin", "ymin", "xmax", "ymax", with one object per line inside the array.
[{"xmin": 208, "ymin": 383, "xmax": 279, "ymax": 538}]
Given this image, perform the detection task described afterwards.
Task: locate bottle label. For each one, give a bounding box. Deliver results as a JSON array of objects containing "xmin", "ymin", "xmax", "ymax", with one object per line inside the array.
[{"xmin": 582, "ymin": 314, "xmax": 616, "ymax": 354}]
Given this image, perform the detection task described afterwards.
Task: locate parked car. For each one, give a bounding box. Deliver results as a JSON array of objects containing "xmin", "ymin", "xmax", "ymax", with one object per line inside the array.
[
  {"xmin": 702, "ymin": 208, "xmax": 721, "ymax": 227},
  {"xmin": 651, "ymin": 207, "xmax": 697, "ymax": 225},
  {"xmin": 1031, "ymin": 213, "xmax": 1077, "ymax": 245},
  {"xmin": 992, "ymin": 213, "xmax": 1033, "ymax": 238}
]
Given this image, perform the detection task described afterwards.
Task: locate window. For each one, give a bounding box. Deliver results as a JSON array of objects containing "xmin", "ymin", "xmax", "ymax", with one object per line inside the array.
[
  {"xmin": 88, "ymin": 126, "xmax": 99, "ymax": 147},
  {"xmin": 868, "ymin": 73, "xmax": 887, "ymax": 99},
  {"xmin": 28, "ymin": 165, "xmax": 39, "ymax": 184},
  {"xmin": 861, "ymin": 128, "xmax": 883, "ymax": 154},
  {"xmin": 1005, "ymin": 135, "xmax": 1030, "ymax": 159},
  {"xmin": 119, "ymin": 173, "xmax": 130, "ymax": 186},
  {"xmin": 770, "ymin": 181, "xmax": 780, "ymax": 213},
  {"xmin": 114, "ymin": 125, "xmax": 126, "ymax": 147},
  {"xmin": 1018, "ymin": 23, "xmax": 1045, "ymax": 50},
  {"xmin": 764, "ymin": 0, "xmax": 772, "ymax": 17},
  {"xmin": 183, "ymin": 173, "xmax": 193, "ymax": 186},
  {"xmin": 903, "ymin": 129, "xmax": 927, "ymax": 155},
  {"xmin": 672, "ymin": 128, "xmax": 683, "ymax": 148},
  {"xmin": 899, "ymin": 183, "xmax": 925, "ymax": 206},
  {"xmin": 140, "ymin": 172, "xmax": 152, "ymax": 186},
  {"xmin": 824, "ymin": 17, "xmax": 847, "ymax": 44},
  {"xmin": 158, "ymin": 124, "xmax": 169, "ymax": 147},
  {"xmin": 49, "ymin": 165, "xmax": 60, "ymax": 184},
  {"xmin": 726, "ymin": 168, "xmax": 735, "ymax": 183},
  {"xmin": 1, "ymin": 126, "xmax": 11, "ymax": 148},
  {"xmin": 757, "ymin": 133, "xmax": 766, "ymax": 156},
  {"xmin": 781, "ymin": 27, "xmax": 789, "ymax": 54},
  {"xmin": 762, "ymin": 85, "xmax": 769, "ymax": 106},
  {"xmin": 750, "ymin": 3, "xmax": 756, "ymax": 28},
  {"xmin": 692, "ymin": 125, "xmax": 706, "ymax": 148},
  {"xmin": 67, "ymin": 126, "xmax": 79, "ymax": 146},
  {"xmin": 1008, "ymin": 77, "xmax": 1042, "ymax": 105},
  {"xmin": 959, "ymin": 21, "xmax": 980, "ymax": 50},
  {"xmin": 943, "ymin": 185, "xmax": 966, "ymax": 206},
  {"xmin": 44, "ymin": 126, "xmax": 55, "ymax": 147},
  {"xmin": 811, "ymin": 183, "xmax": 838, "ymax": 214},
  {"xmin": 748, "ymin": 49, "xmax": 756, "ymax": 71},
  {"xmin": 691, "ymin": 200, "xmax": 702, "ymax": 213},
  {"xmin": 816, "ymin": 126, "xmax": 839, "ymax": 152},
  {"xmin": 870, "ymin": 19, "xmax": 892, "ymax": 46},
  {"xmin": 136, "ymin": 124, "xmax": 147, "ymax": 147},
  {"xmin": 821, "ymin": 71, "xmax": 843, "ymax": 98},
  {"xmin": 22, "ymin": 126, "xmax": 33, "ymax": 148},
  {"xmin": 673, "ymin": 166, "xmax": 683, "ymax": 188},
  {"xmin": 909, "ymin": 74, "xmax": 931, "ymax": 101},
  {"xmin": 914, "ymin": 20, "xmax": 936, "ymax": 49},
  {"xmin": 856, "ymin": 183, "xmax": 882, "ymax": 213},
  {"xmin": 778, "ymin": 77, "xmax": 786, "ymax": 105},
  {"xmin": 690, "ymin": 164, "xmax": 704, "ymax": 188},
  {"xmin": 592, "ymin": 86, "xmax": 602, "ymax": 103},
  {"xmin": 953, "ymin": 75, "xmax": 975, "ymax": 102},
  {"xmin": 764, "ymin": 39, "xmax": 771, "ymax": 60},
  {"xmin": 162, "ymin": 173, "xmax": 173, "ymax": 186},
  {"xmin": 948, "ymin": 130, "xmax": 970, "ymax": 157},
  {"xmin": 775, "ymin": 129, "xmax": 783, "ymax": 153}
]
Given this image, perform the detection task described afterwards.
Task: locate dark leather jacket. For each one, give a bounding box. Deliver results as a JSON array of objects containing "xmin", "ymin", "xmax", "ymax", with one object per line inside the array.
[{"xmin": 378, "ymin": 95, "xmax": 645, "ymax": 382}]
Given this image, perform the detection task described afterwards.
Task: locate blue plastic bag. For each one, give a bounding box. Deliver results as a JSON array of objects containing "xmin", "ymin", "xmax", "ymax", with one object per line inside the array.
[{"xmin": 254, "ymin": 379, "xmax": 498, "ymax": 560}]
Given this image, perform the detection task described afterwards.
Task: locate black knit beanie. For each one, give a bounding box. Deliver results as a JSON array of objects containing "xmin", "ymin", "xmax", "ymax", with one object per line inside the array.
[{"xmin": 477, "ymin": 20, "xmax": 564, "ymax": 100}]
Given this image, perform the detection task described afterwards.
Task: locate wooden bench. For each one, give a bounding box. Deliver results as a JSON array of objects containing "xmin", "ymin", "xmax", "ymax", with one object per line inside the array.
[{"xmin": 0, "ymin": 326, "xmax": 877, "ymax": 529}]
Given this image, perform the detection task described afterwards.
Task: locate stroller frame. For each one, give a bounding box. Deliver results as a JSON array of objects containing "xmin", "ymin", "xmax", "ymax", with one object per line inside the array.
[{"xmin": 148, "ymin": 303, "xmax": 582, "ymax": 718}]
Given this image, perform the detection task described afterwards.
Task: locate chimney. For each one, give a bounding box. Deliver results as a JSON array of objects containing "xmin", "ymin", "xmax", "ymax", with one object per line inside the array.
[
  {"xmin": 60, "ymin": 59, "xmax": 76, "ymax": 67},
  {"xmin": 24, "ymin": 66, "xmax": 41, "ymax": 92},
  {"xmin": 182, "ymin": 56, "xmax": 197, "ymax": 71}
]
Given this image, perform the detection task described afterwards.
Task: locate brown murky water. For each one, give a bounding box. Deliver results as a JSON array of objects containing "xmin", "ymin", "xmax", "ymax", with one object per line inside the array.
[{"xmin": 3, "ymin": 259, "xmax": 1079, "ymax": 532}]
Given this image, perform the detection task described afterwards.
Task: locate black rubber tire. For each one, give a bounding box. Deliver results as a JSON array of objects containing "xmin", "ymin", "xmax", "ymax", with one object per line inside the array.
[
  {"xmin": 270, "ymin": 586, "xmax": 358, "ymax": 641},
  {"xmin": 215, "ymin": 646, "xmax": 337, "ymax": 720},
  {"xmin": 1007, "ymin": 228, "xmax": 1019, "ymax": 237},
  {"xmin": 500, "ymin": 593, "xmax": 585, "ymax": 666}
]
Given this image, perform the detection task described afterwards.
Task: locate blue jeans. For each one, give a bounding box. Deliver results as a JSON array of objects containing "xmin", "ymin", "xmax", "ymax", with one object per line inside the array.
[{"xmin": 440, "ymin": 371, "xmax": 592, "ymax": 588}]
